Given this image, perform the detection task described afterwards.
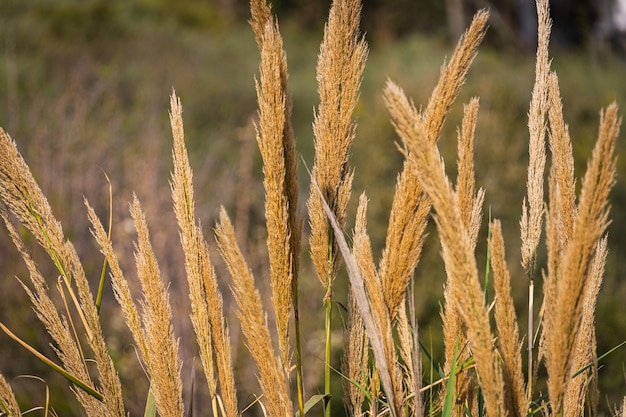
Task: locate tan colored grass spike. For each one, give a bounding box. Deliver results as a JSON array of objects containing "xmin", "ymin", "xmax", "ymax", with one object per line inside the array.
[
  {"xmin": 168, "ymin": 93, "xmax": 238, "ymax": 417},
  {"xmin": 87, "ymin": 202, "xmax": 148, "ymax": 362},
  {"xmin": 520, "ymin": 0, "xmax": 551, "ymax": 275},
  {"xmin": 456, "ymin": 98, "xmax": 484, "ymax": 251},
  {"xmin": 397, "ymin": 300, "xmax": 422, "ymax": 417},
  {"xmin": 544, "ymin": 103, "xmax": 620, "ymax": 413},
  {"xmin": 2, "ymin": 210, "xmax": 105, "ymax": 415},
  {"xmin": 254, "ymin": 17, "xmax": 296, "ymax": 366},
  {"xmin": 169, "ymin": 92, "xmax": 215, "ymax": 396},
  {"xmin": 379, "ymin": 83, "xmax": 430, "ymax": 319},
  {"xmin": 0, "ymin": 129, "xmax": 126, "ymax": 417},
  {"xmin": 215, "ymin": 209, "xmax": 292, "ymax": 417},
  {"xmin": 307, "ymin": 0, "xmax": 367, "ymax": 284},
  {"xmin": 379, "ymin": 11, "xmax": 488, "ymax": 320},
  {"xmin": 546, "ymin": 73, "xmax": 576, "ymax": 247},
  {"xmin": 343, "ymin": 292, "xmax": 369, "ymax": 417},
  {"xmin": 563, "ymin": 236, "xmax": 606, "ymax": 417},
  {"xmin": 312, "ymin": 180, "xmax": 399, "ymax": 417},
  {"xmin": 0, "ymin": 371, "xmax": 20, "ymax": 417},
  {"xmin": 422, "ymin": 10, "xmax": 488, "ymax": 140},
  {"xmin": 490, "ymin": 221, "xmax": 526, "ymax": 417},
  {"xmin": 402, "ymin": 117, "xmax": 505, "ymax": 417},
  {"xmin": 249, "ymin": 0, "xmax": 272, "ymax": 48},
  {"xmin": 130, "ymin": 196, "xmax": 184, "ymax": 417},
  {"xmin": 353, "ymin": 195, "xmax": 403, "ymax": 411}
]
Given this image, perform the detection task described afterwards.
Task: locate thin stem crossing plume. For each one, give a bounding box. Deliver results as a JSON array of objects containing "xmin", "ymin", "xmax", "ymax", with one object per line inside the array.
[{"xmin": 0, "ymin": 0, "xmax": 622, "ymax": 416}]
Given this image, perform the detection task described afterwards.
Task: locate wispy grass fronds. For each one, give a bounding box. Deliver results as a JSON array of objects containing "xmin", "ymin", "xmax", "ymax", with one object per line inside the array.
[
  {"xmin": 343, "ymin": 292, "xmax": 369, "ymax": 417},
  {"xmin": 422, "ymin": 10, "xmax": 489, "ymax": 140},
  {"xmin": 130, "ymin": 196, "xmax": 184, "ymax": 417},
  {"xmin": 312, "ymin": 181, "xmax": 398, "ymax": 417},
  {"xmin": 398, "ymin": 115, "xmax": 505, "ymax": 417},
  {"xmin": 397, "ymin": 299, "xmax": 422, "ymax": 416},
  {"xmin": 455, "ymin": 98, "xmax": 484, "ymax": 251},
  {"xmin": 546, "ymin": 74, "xmax": 576, "ymax": 248},
  {"xmin": 215, "ymin": 209, "xmax": 292, "ymax": 417},
  {"xmin": 250, "ymin": 4, "xmax": 304, "ymax": 412},
  {"xmin": 0, "ymin": 128, "xmax": 126, "ymax": 417},
  {"xmin": 490, "ymin": 221, "xmax": 526, "ymax": 417},
  {"xmin": 307, "ymin": 0, "xmax": 367, "ymax": 284},
  {"xmin": 544, "ymin": 103, "xmax": 620, "ymax": 413},
  {"xmin": 169, "ymin": 93, "xmax": 238, "ymax": 417},
  {"xmin": 352, "ymin": 195, "xmax": 403, "ymax": 414},
  {"xmin": 0, "ymin": 371, "xmax": 20, "ymax": 417},
  {"xmin": 520, "ymin": 0, "xmax": 551, "ymax": 276},
  {"xmin": 253, "ymin": 11, "xmax": 299, "ymax": 368},
  {"xmin": 563, "ymin": 236, "xmax": 607, "ymax": 417},
  {"xmin": 2, "ymin": 211, "xmax": 104, "ymax": 414},
  {"xmin": 87, "ymin": 203, "xmax": 148, "ymax": 375},
  {"xmin": 169, "ymin": 92, "xmax": 216, "ymax": 398},
  {"xmin": 381, "ymin": 9, "xmax": 488, "ymax": 326}
]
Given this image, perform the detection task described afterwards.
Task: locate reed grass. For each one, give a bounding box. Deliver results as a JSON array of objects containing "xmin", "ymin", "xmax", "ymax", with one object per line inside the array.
[{"xmin": 0, "ymin": 0, "xmax": 623, "ymax": 416}]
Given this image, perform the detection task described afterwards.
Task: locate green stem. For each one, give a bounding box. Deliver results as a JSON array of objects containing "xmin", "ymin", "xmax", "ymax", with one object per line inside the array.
[
  {"xmin": 324, "ymin": 282, "xmax": 332, "ymax": 417},
  {"xmin": 293, "ymin": 278, "xmax": 305, "ymax": 417},
  {"xmin": 527, "ymin": 276, "xmax": 534, "ymax": 404}
]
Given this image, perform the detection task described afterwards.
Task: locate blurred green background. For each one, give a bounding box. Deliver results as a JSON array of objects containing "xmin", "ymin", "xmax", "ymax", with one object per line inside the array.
[{"xmin": 0, "ymin": 0, "xmax": 624, "ymax": 415}]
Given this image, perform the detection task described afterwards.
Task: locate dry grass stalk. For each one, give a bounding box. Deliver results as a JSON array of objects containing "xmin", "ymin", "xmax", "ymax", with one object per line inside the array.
[
  {"xmin": 169, "ymin": 93, "xmax": 238, "ymax": 417},
  {"xmin": 87, "ymin": 203, "xmax": 148, "ymax": 370},
  {"xmin": 307, "ymin": 0, "xmax": 367, "ymax": 284},
  {"xmin": 2, "ymin": 210, "xmax": 106, "ymax": 415},
  {"xmin": 0, "ymin": 371, "xmax": 20, "ymax": 416},
  {"xmin": 422, "ymin": 10, "xmax": 489, "ymax": 140},
  {"xmin": 382, "ymin": 10, "xmax": 488, "ymax": 345},
  {"xmin": 253, "ymin": 14, "xmax": 299, "ymax": 366},
  {"xmin": 544, "ymin": 103, "xmax": 620, "ymax": 413},
  {"xmin": 215, "ymin": 209, "xmax": 292, "ymax": 417},
  {"xmin": 520, "ymin": 0, "xmax": 551, "ymax": 276},
  {"xmin": 562, "ymin": 237, "xmax": 606, "ymax": 417},
  {"xmin": 130, "ymin": 196, "xmax": 184, "ymax": 417},
  {"xmin": 352, "ymin": 195, "xmax": 403, "ymax": 413},
  {"xmin": 343, "ymin": 292, "xmax": 369, "ymax": 417},
  {"xmin": 546, "ymin": 74, "xmax": 576, "ymax": 248},
  {"xmin": 0, "ymin": 128, "xmax": 126, "ymax": 417},
  {"xmin": 312, "ymin": 180, "xmax": 399, "ymax": 417},
  {"xmin": 397, "ymin": 299, "xmax": 422, "ymax": 416},
  {"xmin": 455, "ymin": 98, "xmax": 484, "ymax": 251},
  {"xmin": 169, "ymin": 92, "xmax": 215, "ymax": 398},
  {"xmin": 490, "ymin": 221, "xmax": 526, "ymax": 417},
  {"xmin": 399, "ymin": 116, "xmax": 505, "ymax": 416}
]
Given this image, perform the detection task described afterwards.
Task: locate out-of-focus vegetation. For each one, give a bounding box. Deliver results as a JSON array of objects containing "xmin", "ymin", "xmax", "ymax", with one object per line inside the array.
[{"xmin": 0, "ymin": 1, "xmax": 624, "ymax": 415}]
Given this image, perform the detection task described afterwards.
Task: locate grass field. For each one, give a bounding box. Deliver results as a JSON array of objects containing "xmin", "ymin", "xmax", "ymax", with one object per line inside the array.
[{"xmin": 1, "ymin": 1, "xmax": 625, "ymax": 415}]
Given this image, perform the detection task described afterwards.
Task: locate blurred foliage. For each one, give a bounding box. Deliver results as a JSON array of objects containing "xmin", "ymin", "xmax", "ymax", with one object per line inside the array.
[{"xmin": 0, "ymin": 1, "xmax": 624, "ymax": 415}]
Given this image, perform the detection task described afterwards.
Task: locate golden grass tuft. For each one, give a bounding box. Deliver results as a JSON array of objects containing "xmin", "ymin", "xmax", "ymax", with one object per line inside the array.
[
  {"xmin": 0, "ymin": 371, "xmax": 20, "ymax": 417},
  {"xmin": 215, "ymin": 209, "xmax": 292, "ymax": 417},
  {"xmin": 490, "ymin": 221, "xmax": 526, "ymax": 417},
  {"xmin": 169, "ymin": 92, "xmax": 238, "ymax": 417},
  {"xmin": 307, "ymin": 0, "xmax": 367, "ymax": 285},
  {"xmin": 0, "ymin": 128, "xmax": 126, "ymax": 417},
  {"xmin": 520, "ymin": 0, "xmax": 551, "ymax": 276},
  {"xmin": 543, "ymin": 101, "xmax": 620, "ymax": 413}
]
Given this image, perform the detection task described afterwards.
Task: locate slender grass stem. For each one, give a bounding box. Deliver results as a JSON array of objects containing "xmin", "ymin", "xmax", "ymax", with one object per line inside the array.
[
  {"xmin": 293, "ymin": 277, "xmax": 305, "ymax": 417},
  {"xmin": 528, "ymin": 275, "xmax": 534, "ymax": 404},
  {"xmin": 324, "ymin": 281, "xmax": 332, "ymax": 417}
]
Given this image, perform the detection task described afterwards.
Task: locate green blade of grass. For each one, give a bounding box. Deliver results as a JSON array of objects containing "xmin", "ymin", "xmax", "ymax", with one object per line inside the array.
[
  {"xmin": 442, "ymin": 338, "xmax": 460, "ymax": 417},
  {"xmin": 0, "ymin": 321, "xmax": 103, "ymax": 401},
  {"xmin": 295, "ymin": 394, "xmax": 330, "ymax": 417},
  {"xmin": 143, "ymin": 388, "xmax": 157, "ymax": 417}
]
